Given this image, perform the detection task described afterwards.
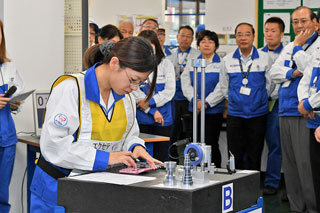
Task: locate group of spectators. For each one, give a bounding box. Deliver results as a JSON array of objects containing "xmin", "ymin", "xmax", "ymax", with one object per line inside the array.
[{"xmin": 88, "ymin": 6, "xmax": 320, "ymax": 212}]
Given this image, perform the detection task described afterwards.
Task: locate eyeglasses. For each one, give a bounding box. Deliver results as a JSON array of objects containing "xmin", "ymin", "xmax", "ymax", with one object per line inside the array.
[
  {"xmin": 292, "ymin": 19, "xmax": 310, "ymax": 26},
  {"xmin": 157, "ymin": 32, "xmax": 165, "ymax": 36},
  {"xmin": 142, "ymin": 24, "xmax": 158, "ymax": 31},
  {"xmin": 178, "ymin": 34, "xmax": 193, "ymax": 39},
  {"xmin": 124, "ymin": 70, "xmax": 147, "ymax": 88}
]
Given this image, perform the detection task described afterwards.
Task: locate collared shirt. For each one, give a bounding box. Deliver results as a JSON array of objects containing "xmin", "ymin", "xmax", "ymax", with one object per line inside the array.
[{"xmin": 240, "ymin": 48, "xmax": 253, "ymax": 65}]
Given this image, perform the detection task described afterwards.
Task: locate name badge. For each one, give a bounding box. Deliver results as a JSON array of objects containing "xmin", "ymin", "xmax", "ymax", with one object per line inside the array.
[
  {"xmin": 240, "ymin": 86, "xmax": 251, "ymax": 96},
  {"xmin": 282, "ymin": 81, "xmax": 291, "ymax": 88}
]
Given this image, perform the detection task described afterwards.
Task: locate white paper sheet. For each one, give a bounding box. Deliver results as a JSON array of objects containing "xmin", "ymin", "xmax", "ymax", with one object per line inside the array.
[
  {"xmin": 153, "ymin": 180, "xmax": 220, "ymax": 190},
  {"xmin": 263, "ymin": 0, "xmax": 300, "ymax": 9},
  {"xmin": 303, "ymin": 0, "xmax": 320, "ymax": 8},
  {"xmin": 68, "ymin": 172, "xmax": 156, "ymax": 185}
]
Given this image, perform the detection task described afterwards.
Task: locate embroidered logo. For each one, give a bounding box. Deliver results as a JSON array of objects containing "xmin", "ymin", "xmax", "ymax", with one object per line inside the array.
[{"xmin": 54, "ymin": 113, "xmax": 68, "ymax": 127}]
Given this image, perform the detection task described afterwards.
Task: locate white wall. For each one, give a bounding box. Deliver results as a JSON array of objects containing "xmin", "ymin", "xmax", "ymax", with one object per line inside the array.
[
  {"xmin": 89, "ymin": 0, "xmax": 165, "ymax": 32},
  {"xmin": 4, "ymin": 0, "xmax": 64, "ymax": 212},
  {"xmin": 205, "ymin": 0, "xmax": 257, "ymax": 54}
]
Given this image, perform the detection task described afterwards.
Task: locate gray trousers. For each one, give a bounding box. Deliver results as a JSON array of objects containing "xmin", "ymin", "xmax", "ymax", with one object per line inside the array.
[{"xmin": 280, "ymin": 116, "xmax": 317, "ymax": 213}]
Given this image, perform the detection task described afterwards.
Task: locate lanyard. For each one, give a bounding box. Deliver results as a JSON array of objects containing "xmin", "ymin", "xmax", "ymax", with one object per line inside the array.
[
  {"xmin": 177, "ymin": 50, "xmax": 190, "ymax": 67},
  {"xmin": 291, "ymin": 34, "xmax": 318, "ymax": 69},
  {"xmin": 238, "ymin": 58, "xmax": 253, "ymax": 80},
  {"xmin": 304, "ymin": 34, "xmax": 318, "ymax": 52}
]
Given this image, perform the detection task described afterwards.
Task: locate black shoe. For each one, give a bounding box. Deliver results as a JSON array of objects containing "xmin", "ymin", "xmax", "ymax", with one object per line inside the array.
[
  {"xmin": 281, "ymin": 193, "xmax": 289, "ymax": 202},
  {"xmin": 263, "ymin": 186, "xmax": 277, "ymax": 195}
]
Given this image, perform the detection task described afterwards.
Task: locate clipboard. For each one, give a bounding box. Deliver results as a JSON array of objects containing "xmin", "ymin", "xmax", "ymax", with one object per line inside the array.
[{"xmin": 9, "ymin": 89, "xmax": 35, "ymax": 103}]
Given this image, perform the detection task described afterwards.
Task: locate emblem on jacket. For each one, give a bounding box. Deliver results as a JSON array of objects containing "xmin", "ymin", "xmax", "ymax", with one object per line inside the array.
[{"xmin": 54, "ymin": 113, "xmax": 68, "ymax": 127}]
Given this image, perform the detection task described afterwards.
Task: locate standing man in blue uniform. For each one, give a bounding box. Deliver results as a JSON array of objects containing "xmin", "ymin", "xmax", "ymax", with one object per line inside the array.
[
  {"xmin": 260, "ymin": 17, "xmax": 285, "ymax": 195},
  {"xmin": 168, "ymin": 26, "xmax": 200, "ymax": 159},
  {"xmin": 207, "ymin": 23, "xmax": 272, "ymax": 170},
  {"xmin": 298, "ymin": 48, "xmax": 320, "ymax": 212},
  {"xmin": 270, "ymin": 6, "xmax": 319, "ymax": 213}
]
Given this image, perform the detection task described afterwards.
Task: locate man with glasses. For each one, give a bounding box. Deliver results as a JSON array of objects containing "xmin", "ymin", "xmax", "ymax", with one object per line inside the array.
[
  {"xmin": 140, "ymin": 18, "xmax": 159, "ymax": 33},
  {"xmin": 270, "ymin": 6, "xmax": 319, "ymax": 212},
  {"xmin": 207, "ymin": 23, "xmax": 272, "ymax": 171},
  {"xmin": 298, "ymin": 46, "xmax": 320, "ymax": 213},
  {"xmin": 168, "ymin": 26, "xmax": 200, "ymax": 163}
]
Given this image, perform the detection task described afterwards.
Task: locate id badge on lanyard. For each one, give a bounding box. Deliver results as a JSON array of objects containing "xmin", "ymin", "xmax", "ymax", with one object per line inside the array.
[
  {"xmin": 178, "ymin": 51, "xmax": 189, "ymax": 74},
  {"xmin": 240, "ymin": 86, "xmax": 251, "ymax": 95},
  {"xmin": 239, "ymin": 59, "xmax": 252, "ymax": 96}
]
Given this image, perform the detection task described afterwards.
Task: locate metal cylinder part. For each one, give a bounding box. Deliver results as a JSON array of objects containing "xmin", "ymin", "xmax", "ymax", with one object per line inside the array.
[{"xmin": 163, "ymin": 161, "xmax": 177, "ymax": 186}]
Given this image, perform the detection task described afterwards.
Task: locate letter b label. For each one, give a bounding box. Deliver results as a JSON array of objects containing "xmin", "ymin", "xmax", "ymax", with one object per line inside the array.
[{"xmin": 222, "ymin": 183, "xmax": 233, "ymax": 213}]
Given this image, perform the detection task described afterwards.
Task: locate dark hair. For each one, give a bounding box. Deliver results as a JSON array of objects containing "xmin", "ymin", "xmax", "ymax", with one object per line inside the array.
[
  {"xmin": 235, "ymin": 22, "xmax": 255, "ymax": 35},
  {"xmin": 90, "ymin": 23, "xmax": 99, "ymax": 44},
  {"xmin": 196, "ymin": 30, "xmax": 219, "ymax": 51},
  {"xmin": 142, "ymin": 18, "xmax": 159, "ymax": 27},
  {"xmin": 0, "ymin": 20, "xmax": 10, "ymax": 63},
  {"xmin": 318, "ymin": 8, "xmax": 320, "ymax": 22},
  {"xmin": 90, "ymin": 23, "xmax": 99, "ymax": 34},
  {"xmin": 98, "ymin": 24, "xmax": 123, "ymax": 41},
  {"xmin": 265, "ymin": 17, "xmax": 285, "ymax": 32},
  {"xmin": 311, "ymin": 12, "xmax": 318, "ymax": 23},
  {"xmin": 178, "ymin": 25, "xmax": 194, "ymax": 36},
  {"xmin": 83, "ymin": 37, "xmax": 157, "ymax": 101},
  {"xmin": 138, "ymin": 30, "xmax": 165, "ymax": 65},
  {"xmin": 292, "ymin": 6, "xmax": 314, "ymax": 20}
]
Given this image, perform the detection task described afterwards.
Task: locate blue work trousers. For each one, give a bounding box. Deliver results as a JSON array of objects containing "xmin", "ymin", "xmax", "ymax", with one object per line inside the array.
[
  {"xmin": 264, "ymin": 100, "xmax": 282, "ymax": 189},
  {"xmin": 30, "ymin": 166, "xmax": 58, "ymax": 213},
  {"xmin": 0, "ymin": 144, "xmax": 16, "ymax": 213}
]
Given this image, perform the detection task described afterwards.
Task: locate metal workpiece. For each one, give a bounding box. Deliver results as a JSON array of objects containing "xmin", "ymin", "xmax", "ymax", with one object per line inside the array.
[
  {"xmin": 163, "ymin": 161, "xmax": 177, "ymax": 186},
  {"xmin": 183, "ymin": 154, "xmax": 193, "ymax": 186},
  {"xmin": 208, "ymin": 163, "xmax": 216, "ymax": 174},
  {"xmin": 227, "ymin": 151, "xmax": 236, "ymax": 174}
]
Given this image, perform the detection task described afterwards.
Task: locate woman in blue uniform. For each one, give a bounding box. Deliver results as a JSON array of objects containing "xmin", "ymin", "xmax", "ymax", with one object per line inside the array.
[
  {"xmin": 30, "ymin": 37, "xmax": 161, "ymax": 212},
  {"xmin": 133, "ymin": 30, "xmax": 175, "ymax": 161},
  {"xmin": 181, "ymin": 30, "xmax": 225, "ymax": 167},
  {"xmin": 0, "ymin": 20, "xmax": 24, "ymax": 213}
]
